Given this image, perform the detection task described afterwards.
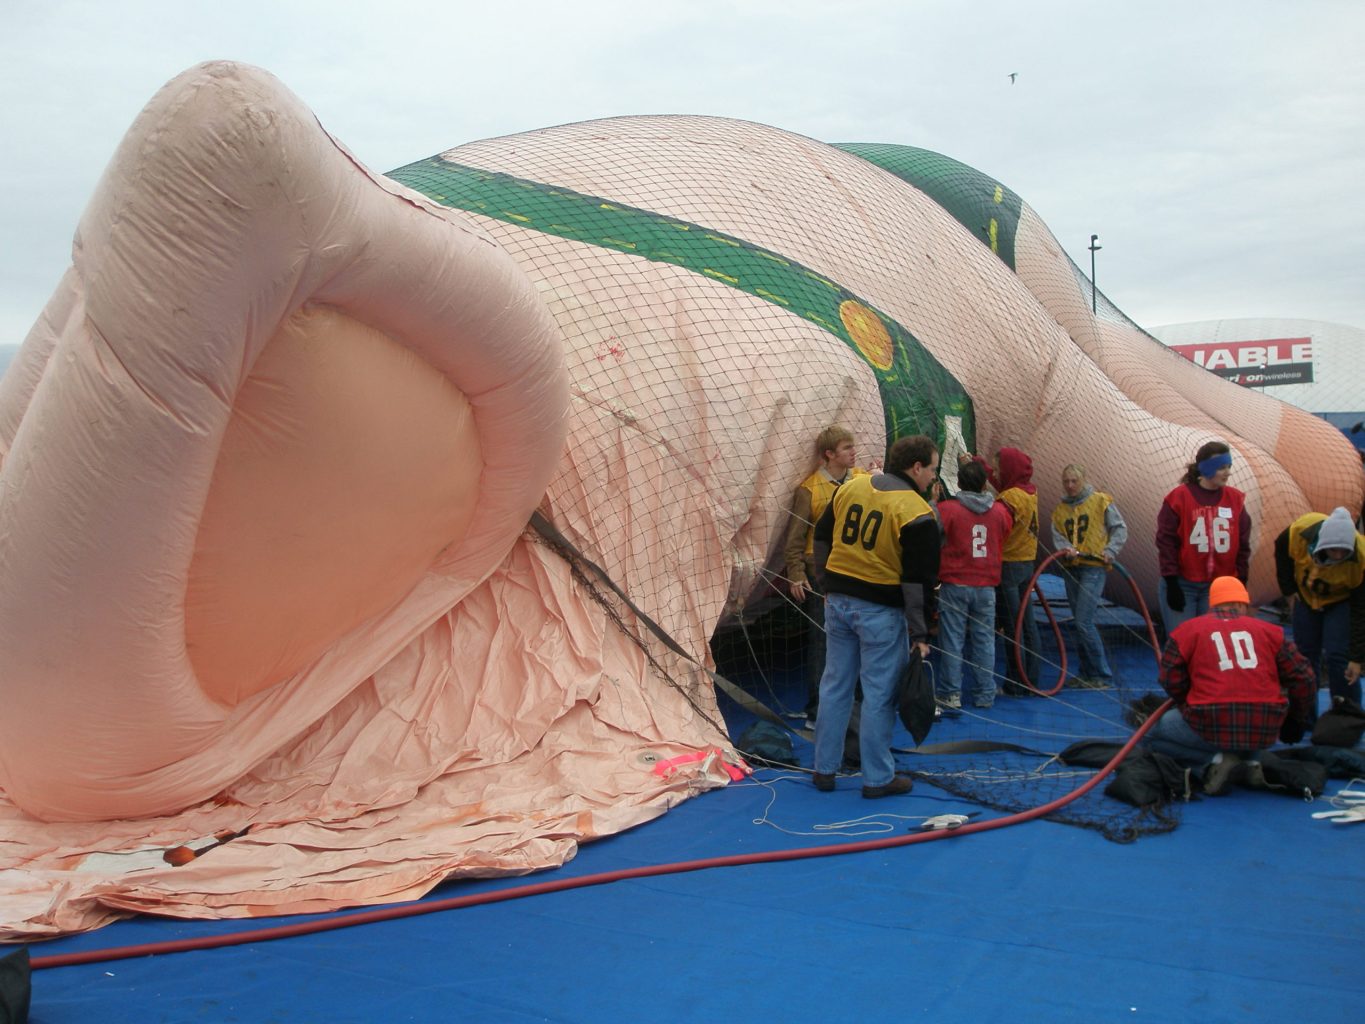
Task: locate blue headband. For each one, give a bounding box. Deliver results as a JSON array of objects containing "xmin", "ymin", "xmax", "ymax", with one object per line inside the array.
[{"xmin": 1197, "ymin": 452, "xmax": 1232, "ymax": 478}]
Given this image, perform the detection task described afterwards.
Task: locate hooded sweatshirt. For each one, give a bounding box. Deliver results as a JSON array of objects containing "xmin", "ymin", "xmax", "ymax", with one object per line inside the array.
[
  {"xmin": 1317, "ymin": 506, "xmax": 1360, "ymax": 553},
  {"xmin": 1275, "ymin": 507, "xmax": 1365, "ymax": 613},
  {"xmin": 996, "ymin": 447, "xmax": 1038, "ymax": 562},
  {"xmin": 939, "ymin": 487, "xmax": 1013, "ymax": 586}
]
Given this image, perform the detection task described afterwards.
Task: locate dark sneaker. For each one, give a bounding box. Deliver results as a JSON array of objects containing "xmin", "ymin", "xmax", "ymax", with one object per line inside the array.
[
  {"xmin": 1201, "ymin": 753, "xmax": 1241, "ymax": 796},
  {"xmin": 813, "ymin": 772, "xmax": 836, "ymax": 792},
  {"xmin": 1232, "ymin": 760, "xmax": 1268, "ymax": 790},
  {"xmin": 861, "ymin": 775, "xmax": 914, "ymax": 799}
]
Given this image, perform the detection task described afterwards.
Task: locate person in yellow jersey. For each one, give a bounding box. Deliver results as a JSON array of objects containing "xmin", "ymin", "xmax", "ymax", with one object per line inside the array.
[
  {"xmin": 994, "ymin": 447, "xmax": 1042, "ymax": 695},
  {"xmin": 1274, "ymin": 506, "xmax": 1365, "ymax": 718},
  {"xmin": 809, "ymin": 435, "xmax": 940, "ymax": 798},
  {"xmin": 1050, "ymin": 463, "xmax": 1128, "ymax": 688},
  {"xmin": 782, "ymin": 425, "xmax": 870, "ymax": 729}
]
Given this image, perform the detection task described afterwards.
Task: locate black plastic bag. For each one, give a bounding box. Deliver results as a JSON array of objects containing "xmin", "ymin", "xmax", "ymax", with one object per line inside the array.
[
  {"xmin": 1056, "ymin": 740, "xmax": 1193, "ymax": 807},
  {"xmin": 896, "ymin": 648, "xmax": 936, "ymax": 745},
  {"xmin": 1311, "ymin": 696, "xmax": 1365, "ymax": 748}
]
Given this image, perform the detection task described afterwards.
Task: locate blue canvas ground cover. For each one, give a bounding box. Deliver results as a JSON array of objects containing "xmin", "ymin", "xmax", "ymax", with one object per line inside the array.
[{"xmin": 25, "ymin": 626, "xmax": 1365, "ymax": 1024}]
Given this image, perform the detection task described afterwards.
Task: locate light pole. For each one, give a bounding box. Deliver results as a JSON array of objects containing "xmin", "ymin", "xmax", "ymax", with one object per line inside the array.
[{"xmin": 1088, "ymin": 234, "xmax": 1102, "ymax": 314}]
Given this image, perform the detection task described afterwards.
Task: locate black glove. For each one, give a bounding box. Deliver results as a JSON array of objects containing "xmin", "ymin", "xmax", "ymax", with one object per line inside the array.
[
  {"xmin": 1279, "ymin": 717, "xmax": 1305, "ymax": 745},
  {"xmin": 1163, "ymin": 576, "xmax": 1185, "ymax": 613}
]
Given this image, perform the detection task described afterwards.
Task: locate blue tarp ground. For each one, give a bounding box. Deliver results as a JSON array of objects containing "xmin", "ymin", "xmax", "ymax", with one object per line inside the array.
[
  {"xmin": 23, "ymin": 764, "xmax": 1365, "ymax": 1023},
  {"xmin": 24, "ymin": 668, "xmax": 1365, "ymax": 1022}
]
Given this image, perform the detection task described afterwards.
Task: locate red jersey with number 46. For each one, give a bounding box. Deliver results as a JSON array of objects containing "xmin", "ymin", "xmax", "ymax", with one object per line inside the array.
[
  {"xmin": 1165, "ymin": 484, "xmax": 1246, "ymax": 582},
  {"xmin": 938, "ymin": 498, "xmax": 1012, "ymax": 587},
  {"xmin": 1172, "ymin": 613, "xmax": 1285, "ymax": 706}
]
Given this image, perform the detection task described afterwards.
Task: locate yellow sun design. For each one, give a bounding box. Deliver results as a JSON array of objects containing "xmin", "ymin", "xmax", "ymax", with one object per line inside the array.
[{"xmin": 839, "ymin": 300, "xmax": 894, "ymax": 371}]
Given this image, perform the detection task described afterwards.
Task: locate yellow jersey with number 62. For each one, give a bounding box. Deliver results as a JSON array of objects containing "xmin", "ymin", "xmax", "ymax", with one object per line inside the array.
[{"xmin": 1051, "ymin": 491, "xmax": 1113, "ymax": 565}]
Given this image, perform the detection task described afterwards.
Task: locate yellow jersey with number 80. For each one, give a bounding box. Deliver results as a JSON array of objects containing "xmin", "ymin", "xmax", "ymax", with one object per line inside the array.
[{"xmin": 825, "ymin": 475, "xmax": 935, "ymax": 585}]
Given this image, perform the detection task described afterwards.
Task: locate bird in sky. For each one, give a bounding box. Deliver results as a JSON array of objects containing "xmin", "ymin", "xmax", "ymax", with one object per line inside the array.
[{"xmin": 1008, "ymin": 72, "xmax": 1018, "ymax": 84}]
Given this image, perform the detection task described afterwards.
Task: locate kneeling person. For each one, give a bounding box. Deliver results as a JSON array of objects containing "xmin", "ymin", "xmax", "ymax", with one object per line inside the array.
[
  {"xmin": 810, "ymin": 435, "xmax": 941, "ymax": 797},
  {"xmin": 1146, "ymin": 576, "xmax": 1315, "ymax": 795}
]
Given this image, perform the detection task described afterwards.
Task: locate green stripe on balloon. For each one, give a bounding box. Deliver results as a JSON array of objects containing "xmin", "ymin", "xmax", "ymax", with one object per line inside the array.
[
  {"xmin": 836, "ymin": 143, "xmax": 1022, "ymax": 271},
  {"xmin": 387, "ymin": 156, "xmax": 973, "ymax": 450}
]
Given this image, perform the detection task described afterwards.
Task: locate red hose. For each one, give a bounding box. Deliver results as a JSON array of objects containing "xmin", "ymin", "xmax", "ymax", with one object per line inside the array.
[
  {"xmin": 1017, "ymin": 551, "xmax": 1072, "ymax": 694},
  {"xmin": 1017, "ymin": 554, "xmax": 1162, "ymax": 695},
  {"xmin": 31, "ymin": 701, "xmax": 1172, "ymax": 971}
]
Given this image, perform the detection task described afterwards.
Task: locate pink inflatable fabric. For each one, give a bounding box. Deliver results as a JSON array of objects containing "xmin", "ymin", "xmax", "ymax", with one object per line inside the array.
[{"xmin": 0, "ymin": 62, "xmax": 1358, "ymax": 938}]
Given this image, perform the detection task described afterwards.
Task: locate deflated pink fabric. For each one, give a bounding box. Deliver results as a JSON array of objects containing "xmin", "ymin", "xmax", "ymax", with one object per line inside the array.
[
  {"xmin": 0, "ymin": 63, "xmax": 572, "ymax": 822},
  {"xmin": 1, "ymin": 61, "xmax": 1359, "ymax": 939}
]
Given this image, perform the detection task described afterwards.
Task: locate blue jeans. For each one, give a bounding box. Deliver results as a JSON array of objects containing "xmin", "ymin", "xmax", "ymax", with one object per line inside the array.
[
  {"xmin": 938, "ymin": 582, "xmax": 998, "ymax": 706},
  {"xmin": 813, "ymin": 593, "xmax": 908, "ymax": 787},
  {"xmin": 1000, "ymin": 560, "xmax": 1041, "ymax": 686},
  {"xmin": 1062, "ymin": 563, "xmax": 1111, "ymax": 681},
  {"xmin": 1145, "ymin": 707, "xmax": 1262, "ymax": 770},
  {"xmin": 1292, "ymin": 598, "xmax": 1360, "ymax": 720},
  {"xmin": 1158, "ymin": 577, "xmax": 1210, "ymax": 637}
]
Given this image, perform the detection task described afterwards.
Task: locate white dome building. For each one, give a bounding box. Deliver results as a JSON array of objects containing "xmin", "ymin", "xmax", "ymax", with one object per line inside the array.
[{"xmin": 1150, "ymin": 318, "xmax": 1365, "ymax": 448}]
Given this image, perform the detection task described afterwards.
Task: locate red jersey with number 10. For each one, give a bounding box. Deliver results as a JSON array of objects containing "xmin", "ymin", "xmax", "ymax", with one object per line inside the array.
[
  {"xmin": 938, "ymin": 498, "xmax": 1012, "ymax": 586},
  {"xmin": 1171, "ymin": 613, "xmax": 1286, "ymax": 707},
  {"xmin": 1165, "ymin": 484, "xmax": 1246, "ymax": 582}
]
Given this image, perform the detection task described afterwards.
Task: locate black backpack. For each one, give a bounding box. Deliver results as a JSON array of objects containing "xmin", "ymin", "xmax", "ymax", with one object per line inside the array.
[
  {"xmin": 1058, "ymin": 740, "xmax": 1193, "ymax": 807},
  {"xmin": 1311, "ymin": 696, "xmax": 1365, "ymax": 748}
]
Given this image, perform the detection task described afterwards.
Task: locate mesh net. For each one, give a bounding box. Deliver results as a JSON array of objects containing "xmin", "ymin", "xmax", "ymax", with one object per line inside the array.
[
  {"xmin": 386, "ymin": 117, "xmax": 1361, "ymax": 843},
  {"xmin": 710, "ymin": 558, "xmax": 1176, "ymax": 843}
]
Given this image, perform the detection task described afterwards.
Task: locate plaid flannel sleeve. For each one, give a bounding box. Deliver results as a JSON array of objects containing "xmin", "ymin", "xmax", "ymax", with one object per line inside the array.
[
  {"xmin": 1157, "ymin": 637, "xmax": 1189, "ymax": 703},
  {"xmin": 1277, "ymin": 638, "xmax": 1318, "ymax": 726}
]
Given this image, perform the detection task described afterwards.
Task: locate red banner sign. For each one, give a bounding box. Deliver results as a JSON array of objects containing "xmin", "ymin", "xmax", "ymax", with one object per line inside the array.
[{"xmin": 1168, "ymin": 337, "xmax": 1313, "ymax": 387}]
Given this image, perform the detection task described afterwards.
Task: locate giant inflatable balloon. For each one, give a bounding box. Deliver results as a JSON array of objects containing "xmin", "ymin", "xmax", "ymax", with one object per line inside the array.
[{"xmin": 0, "ymin": 62, "xmax": 1358, "ymax": 937}]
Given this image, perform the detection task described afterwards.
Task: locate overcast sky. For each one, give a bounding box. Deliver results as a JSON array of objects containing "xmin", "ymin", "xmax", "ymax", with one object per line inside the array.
[{"xmin": 2, "ymin": 0, "xmax": 1362, "ymax": 354}]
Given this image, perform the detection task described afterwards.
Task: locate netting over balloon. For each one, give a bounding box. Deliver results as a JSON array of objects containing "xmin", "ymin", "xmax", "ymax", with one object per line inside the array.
[{"xmin": 0, "ymin": 62, "xmax": 1359, "ymax": 939}]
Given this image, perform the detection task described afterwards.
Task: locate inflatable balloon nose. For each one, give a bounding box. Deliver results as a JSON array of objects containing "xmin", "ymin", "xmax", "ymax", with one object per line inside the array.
[{"xmin": 0, "ymin": 62, "xmax": 569, "ymax": 819}]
